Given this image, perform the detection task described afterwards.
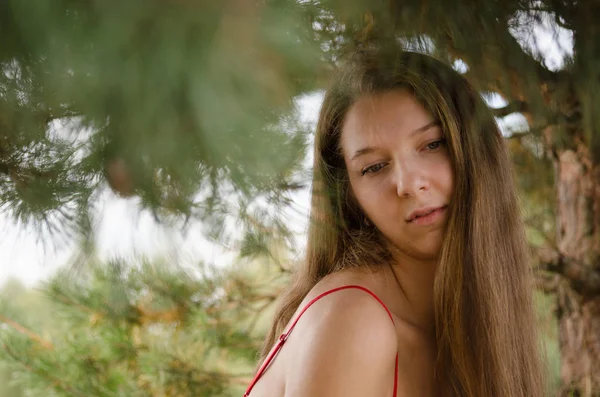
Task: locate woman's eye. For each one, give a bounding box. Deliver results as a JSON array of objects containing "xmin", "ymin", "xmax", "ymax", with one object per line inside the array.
[
  {"xmin": 425, "ymin": 139, "xmax": 445, "ymax": 151},
  {"xmin": 361, "ymin": 162, "xmax": 387, "ymax": 176}
]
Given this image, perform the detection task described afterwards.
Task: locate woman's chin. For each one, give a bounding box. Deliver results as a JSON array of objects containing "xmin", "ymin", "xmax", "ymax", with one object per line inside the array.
[{"xmin": 386, "ymin": 235, "xmax": 444, "ymax": 262}]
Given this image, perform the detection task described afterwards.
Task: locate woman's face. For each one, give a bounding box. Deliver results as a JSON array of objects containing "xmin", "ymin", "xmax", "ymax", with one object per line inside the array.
[{"xmin": 340, "ymin": 89, "xmax": 454, "ymax": 261}]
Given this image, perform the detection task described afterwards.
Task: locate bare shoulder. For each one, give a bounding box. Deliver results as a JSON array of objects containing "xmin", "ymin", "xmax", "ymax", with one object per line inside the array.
[{"xmin": 283, "ymin": 283, "xmax": 398, "ymax": 397}]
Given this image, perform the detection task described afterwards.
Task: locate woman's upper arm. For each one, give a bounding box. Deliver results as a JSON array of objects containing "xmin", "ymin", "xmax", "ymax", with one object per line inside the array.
[{"xmin": 284, "ymin": 290, "xmax": 398, "ymax": 397}]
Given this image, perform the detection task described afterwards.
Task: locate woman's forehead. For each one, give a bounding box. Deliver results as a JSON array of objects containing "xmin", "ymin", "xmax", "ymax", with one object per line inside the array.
[{"xmin": 340, "ymin": 90, "xmax": 436, "ymax": 154}]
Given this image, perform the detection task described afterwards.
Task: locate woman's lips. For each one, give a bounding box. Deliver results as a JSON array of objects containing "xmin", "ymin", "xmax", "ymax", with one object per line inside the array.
[{"xmin": 409, "ymin": 206, "xmax": 447, "ymax": 225}]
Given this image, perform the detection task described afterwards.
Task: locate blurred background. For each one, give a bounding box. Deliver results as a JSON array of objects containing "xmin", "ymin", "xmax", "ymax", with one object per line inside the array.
[{"xmin": 0, "ymin": 0, "xmax": 597, "ymax": 395}]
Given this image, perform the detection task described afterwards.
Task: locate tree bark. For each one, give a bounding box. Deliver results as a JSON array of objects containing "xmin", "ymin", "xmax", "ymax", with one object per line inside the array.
[
  {"xmin": 551, "ymin": 139, "xmax": 600, "ymax": 396},
  {"xmin": 553, "ymin": 5, "xmax": 600, "ymax": 391},
  {"xmin": 557, "ymin": 296, "xmax": 600, "ymax": 396}
]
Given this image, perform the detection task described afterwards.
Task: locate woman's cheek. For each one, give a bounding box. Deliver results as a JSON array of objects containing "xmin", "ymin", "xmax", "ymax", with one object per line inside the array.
[{"xmin": 363, "ymin": 184, "xmax": 391, "ymax": 221}]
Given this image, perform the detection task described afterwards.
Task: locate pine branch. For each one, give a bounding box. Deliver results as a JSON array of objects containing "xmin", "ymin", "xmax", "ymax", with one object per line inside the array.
[
  {"xmin": 517, "ymin": 1, "xmax": 573, "ymax": 30},
  {"xmin": 547, "ymin": 0, "xmax": 576, "ymax": 30},
  {"xmin": 450, "ymin": 37, "xmax": 551, "ymax": 102},
  {"xmin": 438, "ymin": 12, "xmax": 561, "ymax": 117},
  {"xmin": 0, "ymin": 160, "xmax": 59, "ymax": 182},
  {"xmin": 492, "ymin": 100, "xmax": 529, "ymax": 117},
  {"xmin": 135, "ymin": 305, "xmax": 185, "ymax": 326},
  {"xmin": 0, "ymin": 343, "xmax": 87, "ymax": 397},
  {"xmin": 245, "ymin": 296, "xmax": 277, "ymax": 335},
  {"xmin": 45, "ymin": 285, "xmax": 98, "ymax": 315},
  {"xmin": 43, "ymin": 108, "xmax": 81, "ymax": 124},
  {"xmin": 506, "ymin": 130, "xmax": 534, "ymax": 140},
  {"xmin": 0, "ymin": 314, "xmax": 54, "ymax": 350}
]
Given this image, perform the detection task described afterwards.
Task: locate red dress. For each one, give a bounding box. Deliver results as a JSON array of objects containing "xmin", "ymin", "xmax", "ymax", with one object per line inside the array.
[{"xmin": 244, "ymin": 285, "xmax": 399, "ymax": 397}]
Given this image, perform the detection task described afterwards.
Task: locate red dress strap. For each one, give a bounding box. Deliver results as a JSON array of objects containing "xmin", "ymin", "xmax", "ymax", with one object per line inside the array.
[{"xmin": 243, "ymin": 285, "xmax": 398, "ymax": 397}]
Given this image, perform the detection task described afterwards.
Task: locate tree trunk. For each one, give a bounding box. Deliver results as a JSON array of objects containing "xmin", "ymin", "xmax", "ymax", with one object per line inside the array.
[
  {"xmin": 558, "ymin": 296, "xmax": 600, "ymax": 396},
  {"xmin": 551, "ymin": 141, "xmax": 600, "ymax": 396}
]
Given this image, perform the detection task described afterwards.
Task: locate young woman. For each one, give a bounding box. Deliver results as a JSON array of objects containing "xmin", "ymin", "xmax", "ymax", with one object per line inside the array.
[{"xmin": 244, "ymin": 47, "xmax": 546, "ymax": 397}]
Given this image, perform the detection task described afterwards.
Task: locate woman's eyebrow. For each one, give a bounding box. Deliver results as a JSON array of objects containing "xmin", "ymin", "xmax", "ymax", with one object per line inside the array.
[
  {"xmin": 351, "ymin": 147, "xmax": 377, "ymax": 162},
  {"xmin": 409, "ymin": 121, "xmax": 439, "ymax": 138},
  {"xmin": 351, "ymin": 121, "xmax": 440, "ymax": 162}
]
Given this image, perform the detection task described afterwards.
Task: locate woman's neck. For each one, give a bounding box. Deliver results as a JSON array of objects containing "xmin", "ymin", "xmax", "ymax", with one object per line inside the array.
[{"xmin": 387, "ymin": 250, "xmax": 437, "ymax": 337}]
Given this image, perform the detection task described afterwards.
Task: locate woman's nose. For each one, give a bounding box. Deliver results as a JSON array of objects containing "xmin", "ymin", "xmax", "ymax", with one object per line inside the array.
[{"xmin": 394, "ymin": 161, "xmax": 429, "ymax": 198}]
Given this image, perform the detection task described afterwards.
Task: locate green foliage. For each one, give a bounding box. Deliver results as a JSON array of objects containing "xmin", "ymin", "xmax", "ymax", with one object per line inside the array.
[
  {"xmin": 534, "ymin": 290, "xmax": 561, "ymax": 393},
  {"xmin": 0, "ymin": 258, "xmax": 288, "ymax": 397},
  {"xmin": 508, "ymin": 133, "xmax": 556, "ymax": 247},
  {"xmin": 0, "ymin": 361, "xmax": 25, "ymax": 397},
  {"xmin": 0, "ymin": 0, "xmax": 320, "ymax": 241}
]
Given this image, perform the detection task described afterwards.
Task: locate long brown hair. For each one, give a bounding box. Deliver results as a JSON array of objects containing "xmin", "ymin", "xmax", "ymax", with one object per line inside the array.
[{"xmin": 260, "ymin": 47, "xmax": 546, "ymax": 396}]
